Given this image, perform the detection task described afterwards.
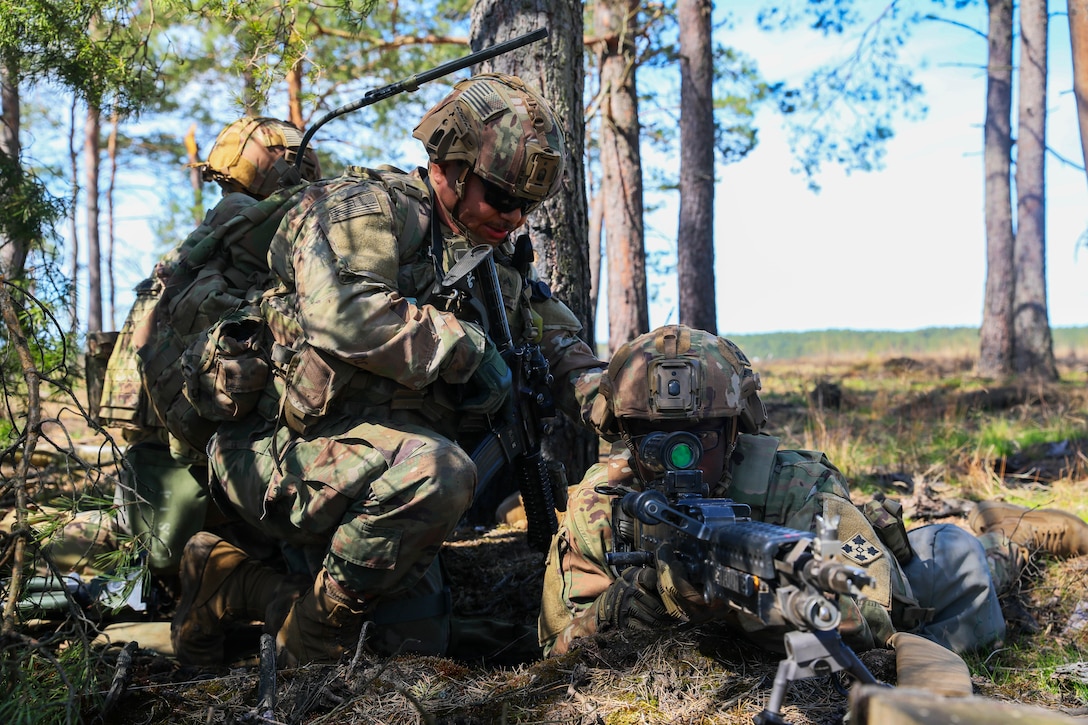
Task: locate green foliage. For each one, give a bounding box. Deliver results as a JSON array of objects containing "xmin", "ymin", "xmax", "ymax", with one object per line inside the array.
[
  {"xmin": 0, "ymin": 152, "xmax": 66, "ymax": 261},
  {"xmin": 0, "ymin": 637, "xmax": 102, "ymax": 725},
  {"xmin": 0, "ymin": 270, "xmax": 78, "ymax": 397},
  {"xmin": 0, "ymin": 0, "xmax": 162, "ymax": 113}
]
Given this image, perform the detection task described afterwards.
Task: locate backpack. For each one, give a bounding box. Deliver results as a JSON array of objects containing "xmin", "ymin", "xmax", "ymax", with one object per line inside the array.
[
  {"xmin": 137, "ymin": 185, "xmax": 308, "ymax": 460},
  {"xmin": 98, "ymin": 276, "xmax": 163, "ymax": 434}
]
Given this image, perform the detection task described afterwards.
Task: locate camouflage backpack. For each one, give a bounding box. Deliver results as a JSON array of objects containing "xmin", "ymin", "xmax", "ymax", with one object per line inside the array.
[{"xmin": 137, "ymin": 184, "xmax": 309, "ymax": 460}]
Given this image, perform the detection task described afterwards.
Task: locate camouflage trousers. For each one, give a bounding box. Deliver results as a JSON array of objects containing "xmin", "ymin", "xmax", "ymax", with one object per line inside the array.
[{"xmin": 209, "ymin": 406, "xmax": 476, "ymax": 604}]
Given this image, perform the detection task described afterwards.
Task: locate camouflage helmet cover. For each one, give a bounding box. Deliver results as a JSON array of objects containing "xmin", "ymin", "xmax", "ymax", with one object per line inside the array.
[
  {"xmin": 591, "ymin": 325, "xmax": 767, "ymax": 437},
  {"xmin": 412, "ymin": 73, "xmax": 565, "ymax": 210},
  {"xmin": 200, "ymin": 117, "xmax": 321, "ymax": 198}
]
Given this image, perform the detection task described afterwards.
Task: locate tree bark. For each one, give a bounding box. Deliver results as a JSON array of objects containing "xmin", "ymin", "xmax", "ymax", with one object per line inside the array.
[
  {"xmin": 0, "ymin": 61, "xmax": 26, "ymax": 281},
  {"xmin": 978, "ymin": 0, "xmax": 1015, "ymax": 378},
  {"xmin": 287, "ymin": 59, "xmax": 304, "ymax": 129},
  {"xmin": 470, "ymin": 0, "xmax": 598, "ymax": 484},
  {"xmin": 1069, "ymin": 0, "xmax": 1088, "ymax": 179},
  {"xmin": 84, "ymin": 103, "xmax": 103, "ymax": 333},
  {"xmin": 595, "ymin": 0, "xmax": 648, "ymax": 353},
  {"xmin": 677, "ymin": 0, "xmax": 716, "ymax": 334},
  {"xmin": 1013, "ymin": 0, "xmax": 1058, "ymax": 379}
]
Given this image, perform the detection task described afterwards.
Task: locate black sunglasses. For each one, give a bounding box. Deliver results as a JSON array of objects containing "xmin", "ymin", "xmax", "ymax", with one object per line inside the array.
[{"xmin": 478, "ymin": 175, "xmax": 532, "ymax": 214}]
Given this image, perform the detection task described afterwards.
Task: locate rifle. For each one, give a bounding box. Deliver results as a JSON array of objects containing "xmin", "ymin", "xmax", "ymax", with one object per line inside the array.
[
  {"xmin": 430, "ymin": 242, "xmax": 562, "ymax": 553},
  {"xmin": 604, "ymin": 431, "xmax": 882, "ymax": 725}
]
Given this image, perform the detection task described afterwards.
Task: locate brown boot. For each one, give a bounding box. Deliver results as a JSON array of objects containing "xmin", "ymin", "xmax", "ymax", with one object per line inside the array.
[
  {"xmin": 969, "ymin": 501, "xmax": 1088, "ymax": 557},
  {"xmin": 171, "ymin": 532, "xmax": 299, "ymax": 665},
  {"xmin": 275, "ymin": 569, "xmax": 370, "ymax": 667}
]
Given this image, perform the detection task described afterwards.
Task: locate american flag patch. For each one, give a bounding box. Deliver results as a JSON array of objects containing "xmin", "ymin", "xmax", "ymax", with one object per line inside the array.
[
  {"xmin": 328, "ymin": 192, "xmax": 382, "ymax": 223},
  {"xmin": 459, "ymin": 82, "xmax": 506, "ymax": 121}
]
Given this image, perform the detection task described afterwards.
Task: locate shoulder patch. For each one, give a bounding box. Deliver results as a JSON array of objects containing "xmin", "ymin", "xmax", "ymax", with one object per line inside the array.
[{"xmin": 840, "ymin": 532, "xmax": 886, "ymax": 566}]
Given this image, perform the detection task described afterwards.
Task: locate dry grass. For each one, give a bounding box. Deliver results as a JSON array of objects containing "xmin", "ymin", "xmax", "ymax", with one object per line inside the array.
[{"xmin": 5, "ymin": 351, "xmax": 1088, "ymax": 724}]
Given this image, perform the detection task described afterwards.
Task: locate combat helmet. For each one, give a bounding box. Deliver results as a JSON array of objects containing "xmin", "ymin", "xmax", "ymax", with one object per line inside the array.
[
  {"xmin": 590, "ymin": 325, "xmax": 767, "ymax": 440},
  {"xmin": 199, "ymin": 117, "xmax": 321, "ymax": 198},
  {"xmin": 412, "ymin": 73, "xmax": 565, "ymax": 212}
]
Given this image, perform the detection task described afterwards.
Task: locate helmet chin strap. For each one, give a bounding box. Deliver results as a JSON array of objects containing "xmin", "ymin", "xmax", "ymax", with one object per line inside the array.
[
  {"xmin": 436, "ymin": 162, "xmax": 518, "ymax": 248},
  {"xmin": 454, "ymin": 163, "xmax": 470, "ymax": 199}
]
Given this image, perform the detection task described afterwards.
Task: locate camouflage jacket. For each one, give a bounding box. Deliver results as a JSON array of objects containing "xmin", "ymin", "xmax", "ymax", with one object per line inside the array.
[
  {"xmin": 539, "ymin": 433, "xmax": 916, "ymax": 656},
  {"xmin": 260, "ymin": 165, "xmax": 603, "ymax": 436}
]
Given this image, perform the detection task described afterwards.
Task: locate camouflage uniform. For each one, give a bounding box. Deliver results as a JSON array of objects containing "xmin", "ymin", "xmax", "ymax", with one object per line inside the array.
[
  {"xmin": 540, "ymin": 437, "xmax": 916, "ymax": 656},
  {"xmin": 89, "ymin": 118, "xmax": 321, "ymax": 578},
  {"xmin": 539, "ymin": 325, "xmax": 1004, "ymax": 658},
  {"xmin": 209, "ymin": 164, "xmax": 601, "ymax": 650}
]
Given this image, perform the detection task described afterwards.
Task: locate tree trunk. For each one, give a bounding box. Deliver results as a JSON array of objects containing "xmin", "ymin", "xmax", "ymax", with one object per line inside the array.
[
  {"xmin": 67, "ymin": 100, "xmax": 79, "ymax": 333},
  {"xmin": 595, "ymin": 0, "xmax": 648, "ymax": 353},
  {"xmin": 184, "ymin": 123, "xmax": 204, "ymax": 224},
  {"xmin": 0, "ymin": 61, "xmax": 26, "ymax": 281},
  {"xmin": 978, "ymin": 0, "xmax": 1015, "ymax": 378},
  {"xmin": 106, "ymin": 111, "xmax": 119, "ymax": 330},
  {"xmin": 677, "ymin": 0, "xmax": 716, "ymax": 334},
  {"xmin": 1013, "ymin": 0, "xmax": 1058, "ymax": 380},
  {"xmin": 470, "ymin": 0, "xmax": 598, "ymax": 484},
  {"xmin": 84, "ymin": 103, "xmax": 103, "ymax": 333},
  {"xmin": 288, "ymin": 59, "xmax": 305, "ymax": 129},
  {"xmin": 1070, "ymin": 0, "xmax": 1088, "ymax": 179}
]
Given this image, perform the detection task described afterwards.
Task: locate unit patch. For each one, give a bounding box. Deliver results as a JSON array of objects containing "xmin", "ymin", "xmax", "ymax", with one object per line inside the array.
[{"xmin": 840, "ymin": 532, "xmax": 885, "ymax": 566}]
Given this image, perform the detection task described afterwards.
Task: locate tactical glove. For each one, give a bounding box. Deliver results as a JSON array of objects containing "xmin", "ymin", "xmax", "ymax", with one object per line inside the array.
[
  {"xmin": 595, "ymin": 566, "xmax": 672, "ymax": 632},
  {"xmin": 460, "ymin": 341, "xmax": 512, "ymax": 415},
  {"xmin": 655, "ymin": 545, "xmax": 722, "ymax": 623}
]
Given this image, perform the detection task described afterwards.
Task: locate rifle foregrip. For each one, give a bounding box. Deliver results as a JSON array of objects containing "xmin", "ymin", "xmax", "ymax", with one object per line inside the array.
[{"xmin": 517, "ymin": 451, "xmax": 558, "ymax": 553}]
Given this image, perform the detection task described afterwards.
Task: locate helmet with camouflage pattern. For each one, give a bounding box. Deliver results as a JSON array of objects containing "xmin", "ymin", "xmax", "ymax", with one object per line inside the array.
[
  {"xmin": 199, "ymin": 117, "xmax": 321, "ymax": 198},
  {"xmin": 412, "ymin": 73, "xmax": 565, "ymax": 212},
  {"xmin": 590, "ymin": 325, "xmax": 767, "ymax": 438}
]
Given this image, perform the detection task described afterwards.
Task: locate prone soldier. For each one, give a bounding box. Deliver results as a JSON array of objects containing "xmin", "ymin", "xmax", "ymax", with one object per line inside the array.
[{"xmin": 540, "ymin": 325, "xmax": 1088, "ymax": 709}]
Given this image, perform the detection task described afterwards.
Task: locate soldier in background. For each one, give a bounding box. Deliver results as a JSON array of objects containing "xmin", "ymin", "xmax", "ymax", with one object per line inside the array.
[
  {"xmin": 170, "ymin": 74, "xmax": 605, "ymax": 667},
  {"xmin": 539, "ymin": 325, "xmax": 1088, "ymax": 688},
  {"xmin": 51, "ymin": 118, "xmax": 321, "ymax": 591}
]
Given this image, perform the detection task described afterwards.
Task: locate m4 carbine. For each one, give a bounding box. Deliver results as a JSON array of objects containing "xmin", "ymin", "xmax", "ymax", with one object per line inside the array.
[{"xmin": 431, "ymin": 242, "xmax": 563, "ymax": 553}]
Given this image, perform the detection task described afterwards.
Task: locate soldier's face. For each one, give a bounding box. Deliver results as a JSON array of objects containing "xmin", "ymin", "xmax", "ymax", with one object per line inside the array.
[{"xmin": 432, "ymin": 162, "xmax": 529, "ymax": 246}]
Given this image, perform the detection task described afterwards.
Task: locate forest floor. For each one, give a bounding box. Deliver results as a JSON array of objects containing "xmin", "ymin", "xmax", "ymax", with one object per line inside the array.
[{"xmin": 2, "ymin": 351, "xmax": 1088, "ymax": 724}]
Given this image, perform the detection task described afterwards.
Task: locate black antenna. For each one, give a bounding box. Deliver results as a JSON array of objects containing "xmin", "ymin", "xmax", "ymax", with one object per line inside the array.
[{"xmin": 292, "ymin": 28, "xmax": 548, "ymax": 171}]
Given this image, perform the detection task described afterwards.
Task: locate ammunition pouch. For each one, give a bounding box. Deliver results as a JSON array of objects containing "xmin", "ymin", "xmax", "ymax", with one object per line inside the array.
[
  {"xmin": 183, "ymin": 306, "xmax": 271, "ymax": 424},
  {"xmin": 862, "ymin": 493, "xmax": 915, "ymax": 565}
]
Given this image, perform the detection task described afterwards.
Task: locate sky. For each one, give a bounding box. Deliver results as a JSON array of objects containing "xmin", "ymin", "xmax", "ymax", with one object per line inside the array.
[{"xmin": 630, "ymin": 0, "xmax": 1088, "ymax": 337}]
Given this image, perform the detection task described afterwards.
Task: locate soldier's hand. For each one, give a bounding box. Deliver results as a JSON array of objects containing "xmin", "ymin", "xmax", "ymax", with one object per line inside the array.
[
  {"xmin": 595, "ymin": 566, "xmax": 673, "ymax": 632},
  {"xmin": 460, "ymin": 341, "xmax": 512, "ymax": 414},
  {"xmin": 656, "ymin": 546, "xmax": 722, "ymax": 623}
]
